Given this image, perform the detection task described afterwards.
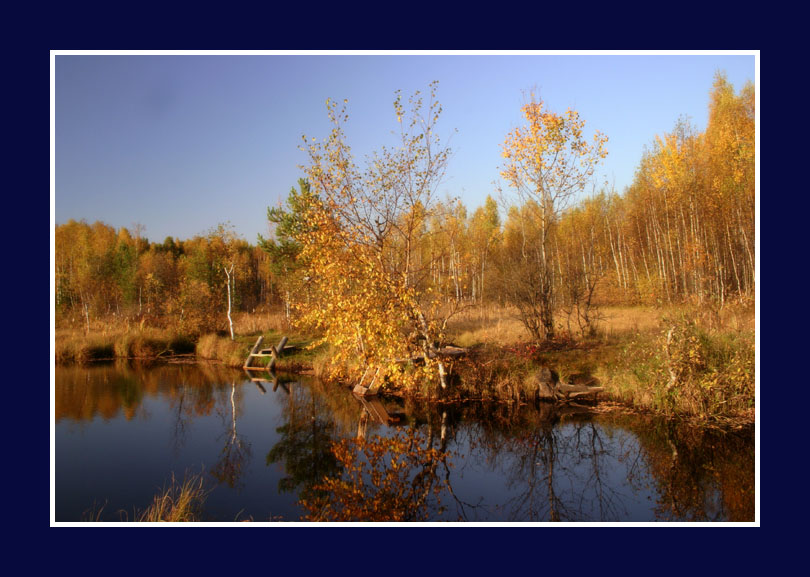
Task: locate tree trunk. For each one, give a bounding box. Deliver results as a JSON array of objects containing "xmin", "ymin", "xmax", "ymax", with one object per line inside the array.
[{"xmin": 224, "ymin": 264, "xmax": 235, "ymax": 341}]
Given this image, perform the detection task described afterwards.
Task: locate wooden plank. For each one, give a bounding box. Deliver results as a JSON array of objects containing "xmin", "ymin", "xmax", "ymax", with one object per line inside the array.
[
  {"xmin": 274, "ymin": 336, "xmax": 289, "ymax": 357},
  {"xmin": 363, "ymin": 397, "xmax": 391, "ymax": 424},
  {"xmin": 557, "ymin": 383, "xmax": 604, "ymax": 394},
  {"xmin": 244, "ymin": 335, "xmax": 264, "ymax": 369},
  {"xmin": 366, "ymin": 367, "xmax": 382, "ymax": 395},
  {"xmin": 268, "ymin": 336, "xmax": 289, "ymax": 370},
  {"xmin": 354, "ymin": 395, "xmax": 397, "ymax": 424}
]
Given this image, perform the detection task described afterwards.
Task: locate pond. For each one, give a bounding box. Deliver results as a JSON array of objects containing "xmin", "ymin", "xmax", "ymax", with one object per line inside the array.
[{"xmin": 54, "ymin": 362, "xmax": 755, "ymax": 522}]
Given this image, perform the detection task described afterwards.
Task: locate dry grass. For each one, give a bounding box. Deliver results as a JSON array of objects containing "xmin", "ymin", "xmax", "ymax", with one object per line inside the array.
[
  {"xmin": 81, "ymin": 472, "xmax": 209, "ymax": 522},
  {"xmin": 447, "ymin": 307, "xmax": 533, "ymax": 348},
  {"xmin": 196, "ymin": 333, "xmax": 251, "ymax": 367},
  {"xmin": 233, "ymin": 310, "xmax": 291, "ymax": 335},
  {"xmin": 598, "ymin": 306, "xmax": 661, "ymax": 336},
  {"xmin": 136, "ymin": 473, "xmax": 208, "ymax": 522},
  {"xmin": 55, "ymin": 328, "xmax": 195, "ymax": 364},
  {"xmin": 447, "ymin": 305, "xmax": 663, "ymax": 348}
]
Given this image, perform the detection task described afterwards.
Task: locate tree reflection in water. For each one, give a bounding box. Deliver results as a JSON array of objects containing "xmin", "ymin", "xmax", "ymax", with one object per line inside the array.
[
  {"xmin": 211, "ymin": 381, "xmax": 251, "ymax": 489},
  {"xmin": 626, "ymin": 419, "xmax": 755, "ymax": 522},
  {"xmin": 454, "ymin": 403, "xmax": 644, "ymax": 522},
  {"xmin": 299, "ymin": 421, "xmax": 453, "ymax": 522},
  {"xmin": 56, "ymin": 365, "xmax": 754, "ymax": 522},
  {"xmin": 266, "ymin": 377, "xmax": 342, "ymax": 503}
]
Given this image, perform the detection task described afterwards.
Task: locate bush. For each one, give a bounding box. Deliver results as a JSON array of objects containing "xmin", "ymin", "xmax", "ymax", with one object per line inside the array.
[{"xmin": 657, "ymin": 314, "xmax": 754, "ymax": 418}]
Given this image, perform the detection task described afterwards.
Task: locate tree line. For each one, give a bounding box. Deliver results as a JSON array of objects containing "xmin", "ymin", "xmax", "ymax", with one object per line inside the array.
[
  {"xmin": 55, "ymin": 73, "xmax": 754, "ymax": 357},
  {"xmin": 55, "ymin": 221, "xmax": 277, "ymax": 335}
]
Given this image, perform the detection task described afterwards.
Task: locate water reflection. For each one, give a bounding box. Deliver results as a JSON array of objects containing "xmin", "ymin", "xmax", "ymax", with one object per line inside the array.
[
  {"xmin": 55, "ymin": 363, "xmax": 754, "ymax": 522},
  {"xmin": 298, "ymin": 427, "xmax": 451, "ymax": 521},
  {"xmin": 613, "ymin": 417, "xmax": 755, "ymax": 521},
  {"xmin": 212, "ymin": 381, "xmax": 252, "ymax": 489},
  {"xmin": 265, "ymin": 374, "xmax": 342, "ymax": 503}
]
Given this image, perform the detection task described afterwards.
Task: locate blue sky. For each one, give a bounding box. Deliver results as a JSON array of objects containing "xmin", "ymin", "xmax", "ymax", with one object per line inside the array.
[{"xmin": 53, "ymin": 52, "xmax": 756, "ymax": 243}]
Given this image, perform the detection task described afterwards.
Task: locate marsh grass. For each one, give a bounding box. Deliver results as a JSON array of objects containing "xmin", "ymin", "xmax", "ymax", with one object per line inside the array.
[
  {"xmin": 136, "ymin": 473, "xmax": 208, "ymax": 522},
  {"xmin": 438, "ymin": 302, "xmax": 754, "ymax": 422},
  {"xmin": 55, "ymin": 328, "xmax": 195, "ymax": 364},
  {"xmin": 196, "ymin": 333, "xmax": 248, "ymax": 367},
  {"xmin": 447, "ymin": 305, "xmax": 664, "ymax": 348},
  {"xmin": 79, "ymin": 473, "xmax": 209, "ymax": 522},
  {"xmin": 600, "ymin": 309, "xmax": 755, "ymax": 422},
  {"xmin": 233, "ymin": 310, "xmax": 290, "ymax": 335}
]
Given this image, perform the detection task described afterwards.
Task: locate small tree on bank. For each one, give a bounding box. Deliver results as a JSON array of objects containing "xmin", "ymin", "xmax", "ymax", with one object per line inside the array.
[
  {"xmin": 499, "ymin": 92, "xmax": 607, "ymax": 340},
  {"xmin": 289, "ymin": 82, "xmax": 459, "ymax": 390}
]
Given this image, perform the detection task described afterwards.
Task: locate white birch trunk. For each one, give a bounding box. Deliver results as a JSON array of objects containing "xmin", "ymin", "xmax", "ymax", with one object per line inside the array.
[{"xmin": 224, "ymin": 264, "xmax": 235, "ymax": 341}]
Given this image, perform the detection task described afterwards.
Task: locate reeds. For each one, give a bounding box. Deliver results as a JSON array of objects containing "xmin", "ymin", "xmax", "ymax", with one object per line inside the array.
[
  {"xmin": 55, "ymin": 328, "xmax": 195, "ymax": 364},
  {"xmin": 195, "ymin": 333, "xmax": 249, "ymax": 367},
  {"xmin": 136, "ymin": 473, "xmax": 208, "ymax": 522}
]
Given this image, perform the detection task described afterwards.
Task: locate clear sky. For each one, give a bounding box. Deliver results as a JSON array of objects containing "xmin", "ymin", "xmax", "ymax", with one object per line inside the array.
[{"xmin": 53, "ymin": 52, "xmax": 756, "ymax": 244}]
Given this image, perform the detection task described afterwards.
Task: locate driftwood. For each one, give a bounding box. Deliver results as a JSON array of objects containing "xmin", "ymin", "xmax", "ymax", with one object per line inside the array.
[
  {"xmin": 529, "ymin": 367, "xmax": 603, "ymax": 401},
  {"xmin": 391, "ymin": 345, "xmax": 469, "ymax": 366}
]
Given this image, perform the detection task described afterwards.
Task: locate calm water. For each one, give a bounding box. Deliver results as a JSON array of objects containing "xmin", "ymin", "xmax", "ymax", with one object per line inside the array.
[{"xmin": 54, "ymin": 362, "xmax": 755, "ymax": 522}]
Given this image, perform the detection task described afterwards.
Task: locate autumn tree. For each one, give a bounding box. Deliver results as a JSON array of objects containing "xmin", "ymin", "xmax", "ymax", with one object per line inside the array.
[
  {"xmin": 499, "ymin": 93, "xmax": 608, "ymax": 340},
  {"xmin": 292, "ymin": 82, "xmax": 458, "ymax": 390}
]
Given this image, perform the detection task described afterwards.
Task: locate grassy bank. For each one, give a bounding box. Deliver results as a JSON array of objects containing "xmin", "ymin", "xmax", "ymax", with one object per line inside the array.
[
  {"xmin": 599, "ymin": 315, "xmax": 754, "ymax": 424},
  {"xmin": 55, "ymin": 303, "xmax": 755, "ymax": 424},
  {"xmin": 195, "ymin": 331, "xmax": 324, "ymax": 370},
  {"xmin": 383, "ymin": 302, "xmax": 755, "ymax": 425},
  {"xmin": 55, "ymin": 328, "xmax": 195, "ymax": 363},
  {"xmin": 55, "ymin": 327, "xmax": 321, "ymax": 372}
]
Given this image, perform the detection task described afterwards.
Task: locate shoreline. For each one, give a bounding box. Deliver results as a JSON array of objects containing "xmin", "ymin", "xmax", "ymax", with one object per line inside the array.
[{"xmin": 55, "ymin": 346, "xmax": 755, "ymax": 431}]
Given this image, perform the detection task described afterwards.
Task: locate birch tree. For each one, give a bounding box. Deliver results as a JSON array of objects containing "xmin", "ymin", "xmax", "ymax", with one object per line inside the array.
[
  {"xmin": 499, "ymin": 93, "xmax": 608, "ymax": 340},
  {"xmin": 292, "ymin": 82, "xmax": 457, "ymax": 390}
]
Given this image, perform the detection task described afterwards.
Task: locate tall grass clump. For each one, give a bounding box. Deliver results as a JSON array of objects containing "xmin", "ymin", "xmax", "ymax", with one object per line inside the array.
[
  {"xmin": 196, "ymin": 333, "xmax": 248, "ymax": 367},
  {"xmin": 136, "ymin": 473, "xmax": 208, "ymax": 522},
  {"xmin": 55, "ymin": 331, "xmax": 115, "ymax": 363},
  {"xmin": 56, "ymin": 327, "xmax": 198, "ymax": 364}
]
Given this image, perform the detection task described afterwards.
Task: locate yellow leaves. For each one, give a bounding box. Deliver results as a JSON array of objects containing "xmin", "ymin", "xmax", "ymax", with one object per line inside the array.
[{"xmin": 501, "ymin": 94, "xmax": 607, "ymax": 200}]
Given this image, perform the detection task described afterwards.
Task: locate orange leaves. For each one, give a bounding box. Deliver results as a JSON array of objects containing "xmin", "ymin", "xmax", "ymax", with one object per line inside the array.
[{"xmin": 299, "ymin": 429, "xmax": 450, "ymax": 521}]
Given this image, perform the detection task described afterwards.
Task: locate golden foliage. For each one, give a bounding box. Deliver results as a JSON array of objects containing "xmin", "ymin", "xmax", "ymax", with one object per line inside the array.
[
  {"xmin": 292, "ymin": 82, "xmax": 457, "ymax": 389},
  {"xmin": 299, "ymin": 429, "xmax": 450, "ymax": 521}
]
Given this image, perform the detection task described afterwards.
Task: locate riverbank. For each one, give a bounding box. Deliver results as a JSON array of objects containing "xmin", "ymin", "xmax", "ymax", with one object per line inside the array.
[
  {"xmin": 55, "ymin": 327, "xmax": 323, "ymax": 372},
  {"xmin": 55, "ymin": 328, "xmax": 197, "ymax": 363},
  {"xmin": 54, "ymin": 303, "xmax": 755, "ymax": 426},
  {"xmin": 441, "ymin": 303, "xmax": 755, "ymax": 427}
]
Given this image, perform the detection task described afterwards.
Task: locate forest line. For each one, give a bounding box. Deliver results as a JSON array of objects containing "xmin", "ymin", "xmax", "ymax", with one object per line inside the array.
[{"xmin": 55, "ymin": 73, "xmax": 754, "ymax": 345}]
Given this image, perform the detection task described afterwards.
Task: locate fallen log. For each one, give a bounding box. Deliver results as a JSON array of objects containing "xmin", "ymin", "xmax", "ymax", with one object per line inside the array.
[
  {"xmin": 555, "ymin": 383, "xmax": 604, "ymax": 399},
  {"xmin": 391, "ymin": 346, "xmax": 470, "ymax": 366}
]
